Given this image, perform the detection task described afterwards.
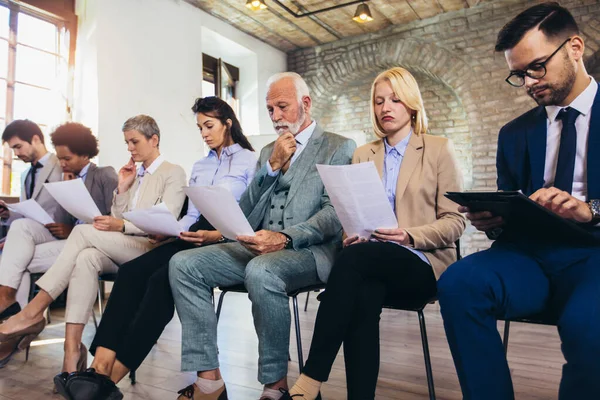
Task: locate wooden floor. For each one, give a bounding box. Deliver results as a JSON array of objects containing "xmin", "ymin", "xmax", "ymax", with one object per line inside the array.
[{"xmin": 0, "ymin": 291, "xmax": 564, "ymax": 399}]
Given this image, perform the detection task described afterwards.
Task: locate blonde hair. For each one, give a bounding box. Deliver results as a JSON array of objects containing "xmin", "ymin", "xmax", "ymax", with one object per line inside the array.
[{"xmin": 370, "ymin": 67, "xmax": 428, "ymax": 138}]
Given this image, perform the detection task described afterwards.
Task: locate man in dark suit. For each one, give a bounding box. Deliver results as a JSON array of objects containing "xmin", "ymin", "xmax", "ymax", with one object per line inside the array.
[
  {"xmin": 437, "ymin": 3, "xmax": 600, "ymax": 400},
  {"xmin": 169, "ymin": 72, "xmax": 356, "ymax": 400},
  {"xmin": 0, "ymin": 122, "xmax": 117, "ymax": 324}
]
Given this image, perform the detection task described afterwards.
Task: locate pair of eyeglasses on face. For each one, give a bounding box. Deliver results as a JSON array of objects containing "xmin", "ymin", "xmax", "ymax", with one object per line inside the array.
[{"xmin": 505, "ymin": 38, "xmax": 572, "ymax": 87}]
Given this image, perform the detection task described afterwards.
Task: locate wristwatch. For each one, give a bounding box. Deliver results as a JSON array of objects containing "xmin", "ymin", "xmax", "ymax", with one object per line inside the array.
[
  {"xmin": 282, "ymin": 233, "xmax": 293, "ymax": 249},
  {"xmin": 588, "ymin": 199, "xmax": 600, "ymax": 221}
]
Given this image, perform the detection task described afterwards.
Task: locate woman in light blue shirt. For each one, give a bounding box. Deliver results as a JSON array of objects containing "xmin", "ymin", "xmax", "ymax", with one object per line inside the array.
[{"xmin": 56, "ymin": 97, "xmax": 257, "ymax": 399}]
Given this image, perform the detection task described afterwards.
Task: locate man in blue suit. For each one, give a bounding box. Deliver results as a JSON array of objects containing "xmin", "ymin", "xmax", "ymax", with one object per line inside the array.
[{"xmin": 438, "ymin": 3, "xmax": 600, "ymax": 399}]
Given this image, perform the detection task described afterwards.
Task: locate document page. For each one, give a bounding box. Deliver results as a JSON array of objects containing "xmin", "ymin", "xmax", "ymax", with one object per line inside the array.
[
  {"xmin": 123, "ymin": 203, "xmax": 182, "ymax": 237},
  {"xmin": 45, "ymin": 179, "xmax": 102, "ymax": 223},
  {"xmin": 7, "ymin": 200, "xmax": 54, "ymax": 225},
  {"xmin": 185, "ymin": 186, "xmax": 255, "ymax": 240},
  {"xmin": 317, "ymin": 162, "xmax": 398, "ymax": 238}
]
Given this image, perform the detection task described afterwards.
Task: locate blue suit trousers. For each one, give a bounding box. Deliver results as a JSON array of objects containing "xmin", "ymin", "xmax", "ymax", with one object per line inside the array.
[{"xmin": 438, "ymin": 238, "xmax": 600, "ymax": 399}]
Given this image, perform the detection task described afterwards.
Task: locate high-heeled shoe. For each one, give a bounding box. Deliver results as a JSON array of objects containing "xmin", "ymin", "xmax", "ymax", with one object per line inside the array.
[
  {"xmin": 0, "ymin": 332, "xmax": 38, "ymax": 368},
  {"xmin": 54, "ymin": 344, "xmax": 88, "ymax": 397},
  {"xmin": 0, "ymin": 317, "xmax": 46, "ymax": 342}
]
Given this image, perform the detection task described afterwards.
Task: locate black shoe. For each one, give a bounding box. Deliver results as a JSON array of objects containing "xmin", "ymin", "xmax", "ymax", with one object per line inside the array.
[
  {"xmin": 65, "ymin": 368, "xmax": 123, "ymax": 400},
  {"xmin": 278, "ymin": 389, "xmax": 322, "ymax": 400},
  {"xmin": 0, "ymin": 302, "xmax": 20, "ymax": 322},
  {"xmin": 54, "ymin": 372, "xmax": 72, "ymax": 400}
]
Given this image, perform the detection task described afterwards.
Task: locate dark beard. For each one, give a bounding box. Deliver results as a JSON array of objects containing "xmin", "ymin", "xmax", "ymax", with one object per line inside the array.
[{"xmin": 528, "ymin": 58, "xmax": 576, "ymax": 106}]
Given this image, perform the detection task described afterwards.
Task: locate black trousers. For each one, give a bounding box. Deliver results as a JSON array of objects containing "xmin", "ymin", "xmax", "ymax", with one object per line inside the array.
[
  {"xmin": 89, "ymin": 239, "xmax": 195, "ymax": 370},
  {"xmin": 302, "ymin": 241, "xmax": 437, "ymax": 400}
]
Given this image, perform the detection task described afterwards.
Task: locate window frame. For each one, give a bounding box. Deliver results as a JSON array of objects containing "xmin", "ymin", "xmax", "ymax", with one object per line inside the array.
[{"xmin": 0, "ymin": 0, "xmax": 76, "ymax": 195}]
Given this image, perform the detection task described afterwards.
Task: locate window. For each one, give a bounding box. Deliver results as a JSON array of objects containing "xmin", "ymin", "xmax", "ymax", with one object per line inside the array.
[
  {"xmin": 0, "ymin": 1, "xmax": 74, "ymax": 196},
  {"xmin": 202, "ymin": 53, "xmax": 240, "ymax": 117}
]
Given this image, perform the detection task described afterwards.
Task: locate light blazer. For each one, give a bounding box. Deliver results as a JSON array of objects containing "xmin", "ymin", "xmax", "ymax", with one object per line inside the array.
[
  {"xmin": 240, "ymin": 124, "xmax": 356, "ymax": 282},
  {"xmin": 112, "ymin": 160, "xmax": 187, "ymax": 235},
  {"xmin": 352, "ymin": 134, "xmax": 466, "ymax": 279},
  {"xmin": 84, "ymin": 163, "xmax": 118, "ymax": 217},
  {"xmin": 19, "ymin": 152, "xmax": 70, "ymax": 224}
]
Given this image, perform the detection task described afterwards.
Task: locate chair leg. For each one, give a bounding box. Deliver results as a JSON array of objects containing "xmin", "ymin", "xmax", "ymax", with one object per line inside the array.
[
  {"xmin": 292, "ymin": 295, "xmax": 304, "ymax": 373},
  {"xmin": 130, "ymin": 369, "xmax": 136, "ymax": 385},
  {"xmin": 216, "ymin": 291, "xmax": 227, "ymax": 323},
  {"xmin": 503, "ymin": 320, "xmax": 511, "ymax": 355},
  {"xmin": 97, "ymin": 284, "xmax": 103, "ymax": 316},
  {"xmin": 417, "ymin": 309, "xmax": 436, "ymax": 400},
  {"xmin": 92, "ymin": 310, "xmax": 98, "ymax": 330},
  {"xmin": 304, "ymin": 291, "xmax": 310, "ymax": 312}
]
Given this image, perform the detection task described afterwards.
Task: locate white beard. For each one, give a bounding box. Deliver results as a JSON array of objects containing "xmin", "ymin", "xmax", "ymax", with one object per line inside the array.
[{"xmin": 273, "ymin": 107, "xmax": 306, "ymax": 136}]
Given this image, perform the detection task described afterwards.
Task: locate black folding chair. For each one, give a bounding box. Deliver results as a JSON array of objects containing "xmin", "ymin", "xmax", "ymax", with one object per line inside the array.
[
  {"xmin": 501, "ymin": 309, "xmax": 558, "ymax": 354},
  {"xmin": 316, "ymin": 241, "xmax": 461, "ymax": 400},
  {"xmin": 215, "ymin": 283, "xmax": 326, "ymax": 372}
]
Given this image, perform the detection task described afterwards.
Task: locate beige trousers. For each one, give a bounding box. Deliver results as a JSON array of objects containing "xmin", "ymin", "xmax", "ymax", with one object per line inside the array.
[{"xmin": 36, "ymin": 224, "xmax": 154, "ymax": 324}]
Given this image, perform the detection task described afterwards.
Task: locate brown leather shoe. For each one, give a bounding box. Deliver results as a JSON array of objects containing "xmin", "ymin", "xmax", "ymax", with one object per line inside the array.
[{"xmin": 176, "ymin": 383, "xmax": 228, "ymax": 400}]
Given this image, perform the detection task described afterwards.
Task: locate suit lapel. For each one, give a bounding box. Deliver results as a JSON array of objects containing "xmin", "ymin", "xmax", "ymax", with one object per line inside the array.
[
  {"xmin": 394, "ymin": 133, "xmax": 423, "ymax": 202},
  {"xmin": 284, "ymin": 125, "xmax": 325, "ymax": 207},
  {"xmin": 526, "ymin": 107, "xmax": 547, "ymax": 191},
  {"xmin": 587, "ymin": 90, "xmax": 600, "ymax": 198},
  {"xmin": 84, "ymin": 163, "xmax": 97, "ymax": 193},
  {"xmin": 32, "ymin": 154, "xmax": 57, "ymax": 200},
  {"xmin": 367, "ymin": 140, "xmax": 385, "ymax": 178}
]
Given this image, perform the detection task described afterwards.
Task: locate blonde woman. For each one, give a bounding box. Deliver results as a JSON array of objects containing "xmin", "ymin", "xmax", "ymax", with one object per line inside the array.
[
  {"xmin": 282, "ymin": 67, "xmax": 466, "ymax": 400},
  {"xmin": 0, "ymin": 115, "xmax": 187, "ymax": 397}
]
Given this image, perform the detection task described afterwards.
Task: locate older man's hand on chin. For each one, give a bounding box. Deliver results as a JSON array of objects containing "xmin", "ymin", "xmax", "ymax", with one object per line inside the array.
[{"xmin": 269, "ymin": 132, "xmax": 296, "ymax": 173}]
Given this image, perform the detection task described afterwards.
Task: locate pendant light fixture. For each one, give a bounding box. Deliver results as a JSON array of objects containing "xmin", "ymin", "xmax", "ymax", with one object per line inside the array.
[
  {"xmin": 245, "ymin": 0, "xmax": 267, "ymax": 11},
  {"xmin": 352, "ymin": 3, "xmax": 373, "ymax": 23}
]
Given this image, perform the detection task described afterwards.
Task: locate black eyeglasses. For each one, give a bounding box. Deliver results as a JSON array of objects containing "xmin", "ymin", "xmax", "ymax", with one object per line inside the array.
[{"xmin": 505, "ymin": 38, "xmax": 572, "ymax": 87}]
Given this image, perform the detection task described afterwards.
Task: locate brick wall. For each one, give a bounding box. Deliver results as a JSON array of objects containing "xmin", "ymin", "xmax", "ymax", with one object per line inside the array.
[{"xmin": 288, "ymin": 0, "xmax": 600, "ymax": 256}]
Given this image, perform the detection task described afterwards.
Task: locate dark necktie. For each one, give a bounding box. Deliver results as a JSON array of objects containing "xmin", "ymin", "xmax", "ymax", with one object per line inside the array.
[
  {"xmin": 27, "ymin": 162, "xmax": 42, "ymax": 199},
  {"xmin": 554, "ymin": 107, "xmax": 580, "ymax": 194}
]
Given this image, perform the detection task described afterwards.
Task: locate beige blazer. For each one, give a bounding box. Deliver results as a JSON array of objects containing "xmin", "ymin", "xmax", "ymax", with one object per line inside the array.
[
  {"xmin": 111, "ymin": 160, "xmax": 187, "ymax": 235},
  {"xmin": 352, "ymin": 133, "xmax": 466, "ymax": 279}
]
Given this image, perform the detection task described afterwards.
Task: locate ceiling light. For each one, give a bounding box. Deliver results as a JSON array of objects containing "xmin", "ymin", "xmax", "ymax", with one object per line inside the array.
[
  {"xmin": 246, "ymin": 0, "xmax": 267, "ymax": 11},
  {"xmin": 352, "ymin": 3, "xmax": 373, "ymax": 23}
]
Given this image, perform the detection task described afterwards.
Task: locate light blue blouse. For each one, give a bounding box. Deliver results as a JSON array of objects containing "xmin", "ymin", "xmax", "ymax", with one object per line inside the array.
[
  {"xmin": 382, "ymin": 134, "xmax": 430, "ymax": 265},
  {"xmin": 179, "ymin": 143, "xmax": 257, "ymax": 231}
]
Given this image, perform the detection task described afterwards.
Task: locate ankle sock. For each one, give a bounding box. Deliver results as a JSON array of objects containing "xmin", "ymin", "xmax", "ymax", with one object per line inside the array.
[
  {"xmin": 289, "ymin": 374, "xmax": 322, "ymax": 400},
  {"xmin": 195, "ymin": 377, "xmax": 224, "ymax": 394},
  {"xmin": 260, "ymin": 387, "xmax": 284, "ymax": 400}
]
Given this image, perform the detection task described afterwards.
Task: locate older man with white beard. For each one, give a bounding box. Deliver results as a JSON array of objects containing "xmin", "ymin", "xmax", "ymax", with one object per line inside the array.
[{"xmin": 169, "ymin": 72, "xmax": 356, "ymax": 400}]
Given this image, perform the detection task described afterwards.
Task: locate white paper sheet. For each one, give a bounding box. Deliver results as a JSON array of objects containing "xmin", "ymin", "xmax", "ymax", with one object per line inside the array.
[
  {"xmin": 317, "ymin": 162, "xmax": 398, "ymax": 238},
  {"xmin": 123, "ymin": 203, "xmax": 182, "ymax": 237},
  {"xmin": 185, "ymin": 186, "xmax": 255, "ymax": 240},
  {"xmin": 44, "ymin": 179, "xmax": 102, "ymax": 224},
  {"xmin": 7, "ymin": 199, "xmax": 54, "ymax": 225}
]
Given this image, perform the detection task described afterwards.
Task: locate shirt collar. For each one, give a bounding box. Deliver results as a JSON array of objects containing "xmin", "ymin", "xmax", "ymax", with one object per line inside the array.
[
  {"xmin": 35, "ymin": 152, "xmax": 51, "ymax": 168},
  {"xmin": 294, "ymin": 120, "xmax": 316, "ymax": 146},
  {"xmin": 208, "ymin": 143, "xmax": 243, "ymax": 158},
  {"xmin": 78, "ymin": 162, "xmax": 91, "ymax": 179},
  {"xmin": 384, "ymin": 131, "xmax": 412, "ymax": 157},
  {"xmin": 546, "ymin": 77, "xmax": 598, "ymax": 122},
  {"xmin": 138, "ymin": 154, "xmax": 164, "ymax": 176}
]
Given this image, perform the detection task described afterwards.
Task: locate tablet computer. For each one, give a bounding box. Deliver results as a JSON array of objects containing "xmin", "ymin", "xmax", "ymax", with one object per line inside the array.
[{"xmin": 445, "ymin": 191, "xmax": 599, "ymax": 245}]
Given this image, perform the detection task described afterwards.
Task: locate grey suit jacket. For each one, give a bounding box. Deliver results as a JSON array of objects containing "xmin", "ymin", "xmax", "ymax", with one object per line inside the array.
[
  {"xmin": 84, "ymin": 163, "xmax": 118, "ymax": 217},
  {"xmin": 19, "ymin": 153, "xmax": 70, "ymax": 224},
  {"xmin": 239, "ymin": 124, "xmax": 356, "ymax": 282}
]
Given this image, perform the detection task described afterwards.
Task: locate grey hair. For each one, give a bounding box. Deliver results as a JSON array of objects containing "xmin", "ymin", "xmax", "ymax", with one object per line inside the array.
[
  {"xmin": 266, "ymin": 72, "xmax": 310, "ymax": 104},
  {"xmin": 122, "ymin": 115, "xmax": 160, "ymax": 144}
]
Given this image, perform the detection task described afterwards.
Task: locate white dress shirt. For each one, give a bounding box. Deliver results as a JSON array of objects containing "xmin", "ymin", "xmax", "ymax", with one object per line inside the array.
[
  {"xmin": 24, "ymin": 152, "xmax": 52, "ymax": 199},
  {"xmin": 130, "ymin": 155, "xmax": 165, "ymax": 209},
  {"xmin": 544, "ymin": 77, "xmax": 598, "ymax": 201},
  {"xmin": 266, "ymin": 120, "xmax": 317, "ymax": 176}
]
